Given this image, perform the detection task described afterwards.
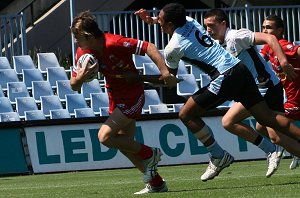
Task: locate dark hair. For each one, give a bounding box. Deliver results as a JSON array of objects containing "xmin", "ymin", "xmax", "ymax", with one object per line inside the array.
[
  {"xmin": 204, "ymin": 8, "xmax": 229, "ymax": 28},
  {"xmin": 71, "ymin": 11, "xmax": 103, "ymax": 38},
  {"xmin": 265, "ymin": 14, "xmax": 285, "ymax": 32},
  {"xmin": 162, "ymin": 3, "xmax": 186, "ymax": 28}
]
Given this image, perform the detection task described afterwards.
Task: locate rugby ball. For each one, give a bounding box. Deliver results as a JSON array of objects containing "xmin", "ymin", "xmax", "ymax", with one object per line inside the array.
[{"xmin": 77, "ymin": 53, "xmax": 99, "ymax": 82}]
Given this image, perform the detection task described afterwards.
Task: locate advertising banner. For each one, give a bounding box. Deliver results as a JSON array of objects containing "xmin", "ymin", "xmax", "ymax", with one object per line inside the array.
[{"xmin": 25, "ymin": 117, "xmax": 268, "ymax": 173}]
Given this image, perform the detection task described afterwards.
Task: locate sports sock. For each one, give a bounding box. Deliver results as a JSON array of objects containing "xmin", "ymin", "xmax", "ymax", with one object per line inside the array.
[
  {"xmin": 256, "ymin": 136, "xmax": 275, "ymax": 154},
  {"xmin": 138, "ymin": 144, "xmax": 153, "ymax": 160},
  {"xmin": 206, "ymin": 141, "xmax": 224, "ymax": 159},
  {"xmin": 149, "ymin": 173, "xmax": 163, "ymax": 187}
]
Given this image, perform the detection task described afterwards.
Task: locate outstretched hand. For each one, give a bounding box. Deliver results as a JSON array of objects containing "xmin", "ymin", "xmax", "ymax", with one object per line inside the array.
[
  {"xmin": 160, "ymin": 74, "xmax": 182, "ymax": 88},
  {"xmin": 134, "ymin": 9, "xmax": 155, "ymax": 24}
]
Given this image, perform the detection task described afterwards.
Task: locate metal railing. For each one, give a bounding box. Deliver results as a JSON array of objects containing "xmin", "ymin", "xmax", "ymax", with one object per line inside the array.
[
  {"xmin": 0, "ymin": 13, "xmax": 27, "ymax": 61},
  {"xmin": 92, "ymin": 5, "xmax": 300, "ymax": 49}
]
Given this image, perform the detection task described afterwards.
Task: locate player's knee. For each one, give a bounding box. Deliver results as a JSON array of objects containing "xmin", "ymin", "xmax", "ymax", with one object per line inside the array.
[
  {"xmin": 178, "ymin": 108, "xmax": 189, "ymax": 123},
  {"xmin": 222, "ymin": 116, "xmax": 234, "ymax": 130}
]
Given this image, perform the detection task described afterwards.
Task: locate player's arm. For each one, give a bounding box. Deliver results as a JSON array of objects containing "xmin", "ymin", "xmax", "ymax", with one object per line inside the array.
[
  {"xmin": 254, "ymin": 32, "xmax": 297, "ymax": 80},
  {"xmin": 70, "ymin": 61, "xmax": 98, "ymax": 92},
  {"xmin": 145, "ymin": 43, "xmax": 178, "ymax": 88},
  {"xmin": 134, "ymin": 9, "xmax": 158, "ymax": 25}
]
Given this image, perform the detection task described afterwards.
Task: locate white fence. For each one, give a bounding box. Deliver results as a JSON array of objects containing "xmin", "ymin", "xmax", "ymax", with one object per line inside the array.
[{"xmin": 92, "ymin": 5, "xmax": 300, "ymax": 49}]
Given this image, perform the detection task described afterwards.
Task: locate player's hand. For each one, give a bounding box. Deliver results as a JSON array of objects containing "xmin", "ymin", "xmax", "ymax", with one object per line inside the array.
[
  {"xmin": 76, "ymin": 58, "xmax": 98, "ymax": 81},
  {"xmin": 282, "ymin": 63, "xmax": 298, "ymax": 81},
  {"xmin": 134, "ymin": 9, "xmax": 155, "ymax": 24},
  {"xmin": 160, "ymin": 73, "xmax": 181, "ymax": 88}
]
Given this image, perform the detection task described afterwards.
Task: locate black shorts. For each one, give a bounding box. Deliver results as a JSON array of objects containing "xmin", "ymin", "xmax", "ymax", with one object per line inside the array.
[
  {"xmin": 192, "ymin": 63, "xmax": 264, "ymax": 110},
  {"xmin": 263, "ymin": 82, "xmax": 284, "ymax": 112}
]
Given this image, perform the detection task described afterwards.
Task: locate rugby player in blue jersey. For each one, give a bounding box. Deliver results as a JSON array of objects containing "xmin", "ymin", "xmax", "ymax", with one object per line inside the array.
[{"xmin": 135, "ymin": 2, "xmax": 300, "ymax": 185}]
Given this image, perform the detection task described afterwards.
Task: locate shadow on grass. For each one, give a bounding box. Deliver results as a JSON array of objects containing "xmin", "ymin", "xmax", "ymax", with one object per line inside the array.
[{"xmin": 167, "ymin": 180, "xmax": 300, "ymax": 193}]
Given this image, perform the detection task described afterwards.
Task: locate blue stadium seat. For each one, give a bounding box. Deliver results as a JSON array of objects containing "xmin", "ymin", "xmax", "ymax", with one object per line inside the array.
[
  {"xmin": 40, "ymin": 95, "xmax": 63, "ymax": 117},
  {"xmin": 0, "ymin": 69, "xmax": 19, "ymax": 90},
  {"xmin": 65, "ymin": 94, "xmax": 88, "ymax": 115},
  {"xmin": 0, "ymin": 57, "xmax": 12, "ymax": 69},
  {"xmin": 46, "ymin": 67, "xmax": 69, "ymax": 88},
  {"xmin": 143, "ymin": 89, "xmax": 162, "ymax": 113},
  {"xmin": 149, "ymin": 104, "xmax": 169, "ymax": 114},
  {"xmin": 50, "ymin": 109, "xmax": 71, "ymax": 119},
  {"xmin": 25, "ymin": 110, "xmax": 46, "ymax": 120},
  {"xmin": 22, "ymin": 69, "xmax": 44, "ymax": 89},
  {"xmin": 56, "ymin": 80, "xmax": 78, "ymax": 102},
  {"xmin": 74, "ymin": 108, "xmax": 95, "ymax": 118},
  {"xmin": 0, "ymin": 112, "xmax": 20, "ymax": 122},
  {"xmin": 0, "ymin": 97, "xmax": 14, "ymax": 113},
  {"xmin": 32, "ymin": 81, "xmax": 54, "ymax": 102},
  {"xmin": 99, "ymin": 107, "xmax": 109, "ymax": 116},
  {"xmin": 81, "ymin": 79, "xmax": 103, "ymax": 100},
  {"xmin": 12, "ymin": 55, "xmax": 36, "ymax": 77},
  {"xmin": 177, "ymin": 74, "xmax": 199, "ymax": 98},
  {"xmin": 90, "ymin": 92, "xmax": 109, "ymax": 115},
  {"xmin": 172, "ymin": 103, "xmax": 184, "ymax": 113},
  {"xmin": 7, "ymin": 82, "xmax": 30, "ymax": 104},
  {"xmin": 16, "ymin": 96, "xmax": 38, "ymax": 118},
  {"xmin": 37, "ymin": 52, "xmax": 60, "ymax": 73}
]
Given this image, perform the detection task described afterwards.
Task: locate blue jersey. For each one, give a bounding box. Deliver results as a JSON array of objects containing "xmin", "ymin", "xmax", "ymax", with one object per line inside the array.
[{"xmin": 164, "ymin": 16, "xmax": 240, "ymax": 76}]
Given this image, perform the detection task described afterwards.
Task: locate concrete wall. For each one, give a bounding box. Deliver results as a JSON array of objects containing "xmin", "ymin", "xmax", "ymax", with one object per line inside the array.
[{"xmin": 25, "ymin": 0, "xmax": 135, "ymax": 61}]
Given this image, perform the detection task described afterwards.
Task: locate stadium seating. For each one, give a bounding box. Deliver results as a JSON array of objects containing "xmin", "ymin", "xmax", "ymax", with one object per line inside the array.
[
  {"xmin": 0, "ymin": 69, "xmax": 19, "ymax": 90},
  {"xmin": 0, "ymin": 112, "xmax": 20, "ymax": 122},
  {"xmin": 132, "ymin": 54, "xmax": 153, "ymax": 70},
  {"xmin": 37, "ymin": 52, "xmax": 60, "ymax": 73},
  {"xmin": 25, "ymin": 110, "xmax": 47, "ymax": 120},
  {"xmin": 99, "ymin": 107, "xmax": 109, "ymax": 116},
  {"xmin": 176, "ymin": 74, "xmax": 199, "ymax": 98},
  {"xmin": 74, "ymin": 108, "xmax": 95, "ymax": 118},
  {"xmin": 143, "ymin": 63, "xmax": 160, "ymax": 75},
  {"xmin": 0, "ymin": 57, "xmax": 12, "ymax": 69},
  {"xmin": 56, "ymin": 80, "xmax": 78, "ymax": 102},
  {"xmin": 32, "ymin": 81, "xmax": 54, "ymax": 102},
  {"xmin": 40, "ymin": 95, "xmax": 63, "ymax": 117},
  {"xmin": 0, "ymin": 97, "xmax": 14, "ymax": 113},
  {"xmin": 22, "ymin": 69, "xmax": 44, "ymax": 90},
  {"xmin": 7, "ymin": 82, "xmax": 30, "ymax": 104},
  {"xmin": 149, "ymin": 104, "xmax": 169, "ymax": 114},
  {"xmin": 90, "ymin": 92, "xmax": 109, "ymax": 116},
  {"xmin": 12, "ymin": 55, "xmax": 36, "ymax": 77},
  {"xmin": 65, "ymin": 94, "xmax": 88, "ymax": 116},
  {"xmin": 0, "ymin": 85, "xmax": 5, "ymax": 97},
  {"xmin": 46, "ymin": 67, "xmax": 69, "ymax": 88},
  {"xmin": 143, "ymin": 89, "xmax": 162, "ymax": 113},
  {"xmin": 293, "ymin": 41, "xmax": 300, "ymax": 46},
  {"xmin": 172, "ymin": 103, "xmax": 184, "ymax": 112},
  {"xmin": 50, "ymin": 109, "xmax": 71, "ymax": 119},
  {"xmin": 81, "ymin": 79, "xmax": 103, "ymax": 100},
  {"xmin": 16, "ymin": 96, "xmax": 39, "ymax": 118}
]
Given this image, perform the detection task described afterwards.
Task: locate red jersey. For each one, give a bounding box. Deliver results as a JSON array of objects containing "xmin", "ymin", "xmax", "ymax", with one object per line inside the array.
[
  {"xmin": 72, "ymin": 33, "xmax": 149, "ymax": 118},
  {"xmin": 261, "ymin": 39, "xmax": 300, "ymax": 120}
]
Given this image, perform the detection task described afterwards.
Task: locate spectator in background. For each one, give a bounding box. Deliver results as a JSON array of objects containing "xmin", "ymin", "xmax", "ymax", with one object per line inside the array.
[
  {"xmin": 70, "ymin": 11, "xmax": 178, "ymax": 194},
  {"xmin": 260, "ymin": 14, "xmax": 300, "ymax": 170}
]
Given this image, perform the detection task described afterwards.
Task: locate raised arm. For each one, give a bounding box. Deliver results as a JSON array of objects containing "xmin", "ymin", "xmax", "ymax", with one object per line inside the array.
[
  {"xmin": 254, "ymin": 32, "xmax": 298, "ymax": 80},
  {"xmin": 134, "ymin": 9, "xmax": 158, "ymax": 25}
]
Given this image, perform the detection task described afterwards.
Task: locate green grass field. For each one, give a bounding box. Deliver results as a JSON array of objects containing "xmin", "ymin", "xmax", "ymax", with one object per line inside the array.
[{"xmin": 0, "ymin": 158, "xmax": 300, "ymax": 198}]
